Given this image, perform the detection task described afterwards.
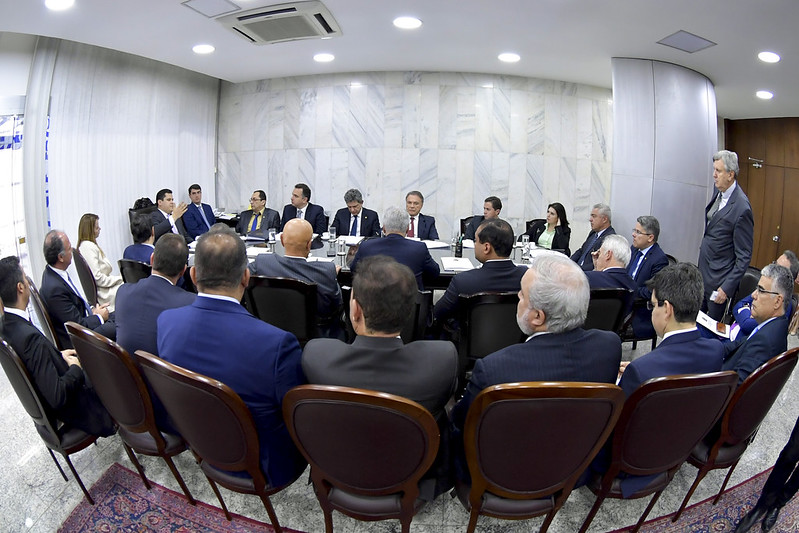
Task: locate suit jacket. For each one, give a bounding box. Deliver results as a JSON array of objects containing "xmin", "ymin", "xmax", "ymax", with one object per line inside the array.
[
  {"xmin": 722, "ymin": 316, "xmax": 788, "ymax": 383},
  {"xmin": 151, "ymin": 210, "xmax": 191, "ymax": 243},
  {"xmin": 571, "ymin": 226, "xmax": 616, "ymax": 271},
  {"xmin": 350, "ymin": 234, "xmax": 440, "ymax": 290},
  {"xmin": 40, "ymin": 266, "xmax": 102, "ymax": 349},
  {"xmin": 182, "ymin": 202, "xmax": 216, "ymax": 239},
  {"xmin": 433, "ymin": 259, "xmax": 528, "ymax": 323},
  {"xmin": 114, "ymin": 275, "xmax": 196, "ymax": 357},
  {"xmin": 331, "ymin": 207, "xmax": 381, "ymax": 238},
  {"xmin": 158, "ymin": 296, "xmax": 307, "ymax": 487},
  {"xmin": 698, "ymin": 184, "xmax": 754, "ymax": 298},
  {"xmin": 618, "ymin": 329, "xmax": 724, "ymax": 397},
  {"xmin": 280, "ymin": 203, "xmax": 327, "ymax": 235},
  {"xmin": 123, "ymin": 243, "xmax": 154, "ymax": 265},
  {"xmin": 628, "ymin": 243, "xmax": 669, "ymax": 337},
  {"xmin": 464, "ymin": 216, "xmax": 484, "ymax": 241},
  {"xmin": 2, "ymin": 313, "xmax": 114, "ymax": 436},
  {"xmin": 527, "ymin": 221, "xmax": 572, "ymax": 255},
  {"xmin": 302, "ymin": 336, "xmax": 458, "ymax": 420},
  {"xmin": 413, "ymin": 213, "xmax": 439, "ymax": 241},
  {"xmin": 249, "ymin": 254, "xmax": 342, "ymax": 320},
  {"xmin": 236, "ymin": 208, "xmax": 281, "ymax": 237}
]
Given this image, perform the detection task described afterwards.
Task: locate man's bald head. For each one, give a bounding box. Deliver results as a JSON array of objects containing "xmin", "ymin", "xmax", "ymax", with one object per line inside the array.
[{"xmin": 281, "ymin": 218, "xmax": 314, "ymax": 257}]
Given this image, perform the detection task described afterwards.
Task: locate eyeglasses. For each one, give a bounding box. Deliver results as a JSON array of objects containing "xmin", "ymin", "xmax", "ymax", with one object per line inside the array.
[
  {"xmin": 250, "ymin": 197, "xmax": 263, "ymax": 203},
  {"xmin": 646, "ymin": 300, "xmax": 666, "ymax": 311},
  {"xmin": 632, "ymin": 229, "xmax": 651, "ymax": 236},
  {"xmin": 755, "ymin": 285, "xmax": 781, "ymax": 297}
]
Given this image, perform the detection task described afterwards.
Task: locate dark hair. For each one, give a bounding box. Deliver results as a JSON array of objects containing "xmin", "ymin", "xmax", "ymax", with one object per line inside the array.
[
  {"xmin": 152, "ymin": 234, "xmax": 189, "ymax": 277},
  {"xmin": 476, "ymin": 218, "xmax": 515, "ymax": 257},
  {"xmin": 254, "ymin": 190, "xmax": 266, "ymax": 202},
  {"xmin": 294, "ymin": 183, "xmax": 311, "ymax": 201},
  {"xmin": 353, "ymin": 256, "xmax": 416, "ymax": 334},
  {"xmin": 0, "ymin": 256, "xmax": 24, "ymax": 306},
  {"xmin": 43, "ymin": 230, "xmax": 66, "ymax": 266},
  {"xmin": 636, "ymin": 215, "xmax": 660, "ymax": 241},
  {"xmin": 130, "ymin": 213, "xmax": 153, "ymax": 244},
  {"xmin": 781, "ymin": 250, "xmax": 799, "ymax": 281},
  {"xmin": 133, "ymin": 197, "xmax": 154, "ymax": 210},
  {"xmin": 548, "ymin": 202, "xmax": 569, "ymax": 229},
  {"xmin": 646, "ymin": 263, "xmax": 703, "ymax": 323},
  {"xmin": 188, "ymin": 184, "xmax": 201, "ymax": 194},
  {"xmin": 193, "ymin": 231, "xmax": 248, "ymax": 291},
  {"xmin": 156, "ymin": 189, "xmax": 172, "ymax": 203},
  {"xmin": 485, "ymin": 196, "xmax": 502, "ymax": 210},
  {"xmin": 406, "ymin": 190, "xmax": 424, "ymax": 203}
]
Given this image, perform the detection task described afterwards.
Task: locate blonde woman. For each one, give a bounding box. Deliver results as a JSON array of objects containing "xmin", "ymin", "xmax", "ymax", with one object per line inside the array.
[{"xmin": 77, "ymin": 213, "xmax": 123, "ymax": 311}]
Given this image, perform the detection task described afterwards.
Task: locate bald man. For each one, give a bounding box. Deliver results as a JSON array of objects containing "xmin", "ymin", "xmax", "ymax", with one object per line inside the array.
[{"xmin": 249, "ymin": 218, "xmax": 343, "ymax": 336}]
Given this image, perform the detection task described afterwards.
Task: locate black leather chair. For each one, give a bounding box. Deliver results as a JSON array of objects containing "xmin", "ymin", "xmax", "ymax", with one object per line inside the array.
[
  {"xmin": 460, "ymin": 216, "xmax": 475, "ymax": 236},
  {"xmin": 244, "ymin": 276, "xmax": 318, "ymax": 346},
  {"xmin": 71, "ymin": 247, "xmax": 98, "ymax": 307},
  {"xmin": 0, "ymin": 339, "xmax": 99, "ymax": 504},
  {"xmin": 128, "ymin": 204, "xmax": 158, "ymax": 223},
  {"xmin": 118, "ymin": 259, "xmax": 152, "ymax": 283},
  {"xmin": 722, "ymin": 265, "xmax": 761, "ymax": 324},
  {"xmin": 665, "ymin": 253, "xmax": 678, "ymax": 265},
  {"xmin": 283, "ymin": 384, "xmax": 440, "ymax": 533},
  {"xmin": 619, "ymin": 299, "xmax": 658, "ymax": 351},
  {"xmin": 26, "ymin": 276, "xmax": 62, "ymax": 350},
  {"xmin": 456, "ymin": 382, "xmax": 625, "ymax": 533},
  {"xmin": 457, "ymin": 291, "xmax": 525, "ymax": 370},
  {"xmin": 584, "ymin": 288, "xmax": 633, "ymax": 333},
  {"xmin": 525, "ymin": 218, "xmax": 546, "ymax": 235},
  {"xmin": 400, "ymin": 290, "xmax": 433, "ymax": 343}
]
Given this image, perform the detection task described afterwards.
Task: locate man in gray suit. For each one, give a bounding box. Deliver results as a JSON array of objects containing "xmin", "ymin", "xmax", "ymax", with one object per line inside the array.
[{"xmin": 698, "ymin": 150, "xmax": 754, "ymax": 320}]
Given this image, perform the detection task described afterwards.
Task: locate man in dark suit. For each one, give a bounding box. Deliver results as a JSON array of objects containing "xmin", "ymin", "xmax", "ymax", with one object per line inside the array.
[
  {"xmin": 627, "ymin": 215, "xmax": 669, "ymax": 337},
  {"xmin": 570, "ymin": 203, "xmax": 615, "ymax": 271},
  {"xmin": 182, "ymin": 183, "xmax": 216, "ymax": 240},
  {"xmin": 463, "ymin": 196, "xmax": 502, "ymax": 240},
  {"xmin": 350, "ymin": 206, "xmax": 440, "ymax": 290},
  {"xmin": 157, "ymin": 228, "xmax": 307, "ymax": 488},
  {"xmin": 405, "ymin": 190, "xmax": 439, "ymax": 240},
  {"xmin": 433, "ymin": 218, "xmax": 527, "ymax": 324},
  {"xmin": 123, "ymin": 213, "xmax": 155, "ymax": 264},
  {"xmin": 618, "ymin": 263, "xmax": 724, "ymax": 397},
  {"xmin": 236, "ymin": 189, "xmax": 281, "ymax": 237},
  {"xmin": 450, "ymin": 253, "xmax": 621, "ymax": 480},
  {"xmin": 151, "ymin": 188, "xmax": 191, "ymax": 243},
  {"xmin": 280, "ymin": 183, "xmax": 327, "ymax": 235},
  {"xmin": 722, "ymin": 263, "xmax": 791, "ymax": 383},
  {"xmin": 0, "ymin": 256, "xmax": 114, "ymax": 437},
  {"xmin": 115, "ymin": 234, "xmax": 195, "ymax": 356},
  {"xmin": 330, "ymin": 188, "xmax": 380, "ymax": 238},
  {"xmin": 698, "ymin": 150, "xmax": 754, "ymax": 320},
  {"xmin": 585, "ymin": 234, "xmax": 636, "ymax": 315},
  {"xmin": 40, "ymin": 230, "xmax": 116, "ymax": 349}
]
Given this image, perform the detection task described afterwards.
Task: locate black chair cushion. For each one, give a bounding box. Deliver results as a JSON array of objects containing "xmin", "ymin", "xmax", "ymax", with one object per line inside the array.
[
  {"xmin": 328, "ymin": 485, "xmax": 427, "ymax": 518},
  {"xmin": 118, "ymin": 427, "xmax": 185, "ymax": 455},
  {"xmin": 454, "ymin": 480, "xmax": 554, "ymax": 517}
]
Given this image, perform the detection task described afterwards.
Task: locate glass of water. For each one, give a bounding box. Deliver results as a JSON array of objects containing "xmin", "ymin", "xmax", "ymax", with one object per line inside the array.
[{"xmin": 329, "ymin": 226, "xmax": 337, "ymax": 242}]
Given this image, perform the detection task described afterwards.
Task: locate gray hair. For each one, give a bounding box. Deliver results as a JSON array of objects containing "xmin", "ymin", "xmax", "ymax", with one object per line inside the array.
[
  {"xmin": 599, "ymin": 234, "xmax": 631, "ymax": 267},
  {"xmin": 526, "ymin": 254, "xmax": 589, "ymax": 333},
  {"xmin": 383, "ymin": 206, "xmax": 410, "ymax": 233},
  {"xmin": 593, "ymin": 203, "xmax": 612, "ymax": 223},
  {"xmin": 343, "ymin": 188, "xmax": 363, "ymax": 204},
  {"xmin": 636, "ymin": 215, "xmax": 660, "ymax": 241},
  {"xmin": 713, "ymin": 150, "xmax": 739, "ymax": 177},
  {"xmin": 761, "ymin": 263, "xmax": 793, "ymax": 311}
]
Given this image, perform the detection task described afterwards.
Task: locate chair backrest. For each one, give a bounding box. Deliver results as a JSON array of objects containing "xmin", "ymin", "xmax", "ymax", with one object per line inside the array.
[
  {"xmin": 608, "ymin": 371, "xmax": 737, "ymax": 478},
  {"xmin": 464, "ymin": 382, "xmax": 624, "ymax": 500},
  {"xmin": 136, "ymin": 350, "xmax": 267, "ymax": 483},
  {"xmin": 733, "ymin": 266, "xmax": 761, "ymax": 307},
  {"xmin": 458, "ymin": 292, "xmax": 525, "ymax": 364},
  {"xmin": 71, "ymin": 247, "xmax": 98, "ymax": 307},
  {"xmin": 245, "ymin": 276, "xmax": 317, "ymax": 346},
  {"xmin": 283, "ymin": 385, "xmax": 439, "ymax": 498},
  {"xmin": 26, "ymin": 276, "xmax": 62, "ymax": 350},
  {"xmin": 128, "ymin": 204, "xmax": 158, "ymax": 223},
  {"xmin": 665, "ymin": 254, "xmax": 678, "ymax": 265},
  {"xmin": 400, "ymin": 290, "xmax": 433, "ymax": 343},
  {"xmin": 525, "ymin": 218, "xmax": 546, "ymax": 234},
  {"xmin": 66, "ymin": 322, "xmax": 162, "ymax": 445},
  {"xmin": 118, "ymin": 259, "xmax": 152, "ymax": 283},
  {"xmin": 460, "ymin": 216, "xmax": 474, "ymax": 236},
  {"xmin": 584, "ymin": 288, "xmax": 633, "ymax": 333}
]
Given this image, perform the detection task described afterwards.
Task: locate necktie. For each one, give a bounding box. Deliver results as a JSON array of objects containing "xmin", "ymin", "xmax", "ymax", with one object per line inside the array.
[
  {"xmin": 629, "ymin": 250, "xmax": 643, "ymax": 278},
  {"xmin": 578, "ymin": 233, "xmax": 600, "ymax": 266},
  {"xmin": 407, "ymin": 217, "xmax": 415, "ymax": 238},
  {"xmin": 197, "ymin": 204, "xmax": 211, "ymax": 230},
  {"xmin": 250, "ymin": 212, "xmax": 260, "ymax": 233},
  {"xmin": 167, "ymin": 214, "xmax": 179, "ymax": 234},
  {"xmin": 297, "ymin": 209, "xmax": 303, "ymax": 219},
  {"xmin": 707, "ymin": 194, "xmax": 722, "ymax": 221},
  {"xmin": 66, "ymin": 273, "xmax": 92, "ymax": 315},
  {"xmin": 350, "ymin": 215, "xmax": 358, "ymax": 236}
]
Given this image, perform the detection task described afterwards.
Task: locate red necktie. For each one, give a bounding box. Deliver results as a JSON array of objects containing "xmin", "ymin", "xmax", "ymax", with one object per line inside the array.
[{"xmin": 407, "ymin": 217, "xmax": 415, "ymax": 238}]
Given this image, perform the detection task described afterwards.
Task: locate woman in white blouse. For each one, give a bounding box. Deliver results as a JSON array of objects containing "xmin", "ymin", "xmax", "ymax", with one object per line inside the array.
[{"xmin": 77, "ymin": 213, "xmax": 123, "ymax": 311}]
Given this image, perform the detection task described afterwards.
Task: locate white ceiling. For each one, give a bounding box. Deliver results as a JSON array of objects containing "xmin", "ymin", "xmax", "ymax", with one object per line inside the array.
[{"xmin": 1, "ymin": 0, "xmax": 796, "ymax": 120}]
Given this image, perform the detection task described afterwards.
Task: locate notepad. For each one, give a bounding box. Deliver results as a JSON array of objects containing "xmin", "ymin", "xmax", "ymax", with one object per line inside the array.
[
  {"xmin": 441, "ymin": 257, "xmax": 475, "ymax": 271},
  {"xmin": 696, "ymin": 311, "xmax": 730, "ymax": 339}
]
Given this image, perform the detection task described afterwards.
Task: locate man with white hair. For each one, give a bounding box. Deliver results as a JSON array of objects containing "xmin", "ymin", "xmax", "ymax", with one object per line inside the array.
[
  {"xmin": 585, "ymin": 234, "xmax": 637, "ymax": 315},
  {"xmin": 349, "ymin": 206, "xmax": 440, "ymax": 290}
]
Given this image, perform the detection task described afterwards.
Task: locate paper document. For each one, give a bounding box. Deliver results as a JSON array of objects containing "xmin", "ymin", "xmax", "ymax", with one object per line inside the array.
[
  {"xmin": 424, "ymin": 240, "xmax": 450, "ymax": 249},
  {"xmin": 461, "ymin": 239, "xmax": 475, "ymax": 249},
  {"xmin": 341, "ymin": 236, "xmax": 364, "ymax": 246},
  {"xmin": 307, "ymin": 256, "xmax": 335, "ymax": 263},
  {"xmin": 246, "ymin": 248, "xmax": 273, "ymax": 258},
  {"xmin": 696, "ymin": 311, "xmax": 730, "ymax": 339},
  {"xmin": 441, "ymin": 257, "xmax": 475, "ymax": 271}
]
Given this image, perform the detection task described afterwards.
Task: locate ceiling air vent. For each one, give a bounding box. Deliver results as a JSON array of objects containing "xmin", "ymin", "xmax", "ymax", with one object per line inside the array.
[{"xmin": 218, "ymin": 1, "xmax": 341, "ymax": 45}]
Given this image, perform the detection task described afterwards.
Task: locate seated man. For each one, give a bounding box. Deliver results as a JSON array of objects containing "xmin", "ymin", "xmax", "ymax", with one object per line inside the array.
[
  {"xmin": 249, "ymin": 219, "xmax": 343, "ymax": 337},
  {"xmin": 405, "ymin": 190, "xmax": 439, "ymax": 240},
  {"xmin": 331, "ymin": 188, "xmax": 381, "ymax": 238},
  {"xmin": 463, "ymin": 196, "xmax": 502, "ymax": 240},
  {"xmin": 585, "ymin": 234, "xmax": 636, "ymax": 315},
  {"xmin": 627, "ymin": 215, "xmax": 669, "ymax": 338},
  {"xmin": 280, "ymin": 183, "xmax": 327, "ymax": 235},
  {"xmin": 0, "ymin": 256, "xmax": 114, "ymax": 437},
  {"xmin": 151, "ymin": 188, "xmax": 191, "ymax": 243},
  {"xmin": 571, "ymin": 203, "xmax": 615, "ymax": 271},
  {"xmin": 722, "ymin": 263, "xmax": 792, "ymax": 383},
  {"xmin": 115, "ymin": 234, "xmax": 195, "ymax": 356},
  {"xmin": 157, "ymin": 228, "xmax": 307, "ymax": 488},
  {"xmin": 433, "ymin": 218, "xmax": 527, "ymax": 325},
  {"xmin": 40, "ymin": 230, "xmax": 116, "ymax": 349},
  {"xmin": 182, "ymin": 183, "xmax": 216, "ymax": 240},
  {"xmin": 236, "ymin": 189, "xmax": 281, "ymax": 237},
  {"xmin": 123, "ymin": 213, "xmax": 155, "ymax": 264},
  {"xmin": 350, "ymin": 206, "xmax": 440, "ymax": 290},
  {"xmin": 618, "ymin": 263, "xmax": 724, "ymax": 396}
]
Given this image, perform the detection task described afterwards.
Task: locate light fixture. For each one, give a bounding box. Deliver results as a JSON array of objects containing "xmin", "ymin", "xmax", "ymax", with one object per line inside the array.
[
  {"xmin": 498, "ymin": 52, "xmax": 520, "ymax": 63},
  {"xmin": 756, "ymin": 90, "xmax": 774, "ymax": 100},
  {"xmin": 758, "ymin": 51, "xmax": 781, "ymax": 63},
  {"xmin": 44, "ymin": 0, "xmax": 75, "ymax": 10},
  {"xmin": 393, "ymin": 16, "xmax": 422, "ymax": 30},
  {"xmin": 192, "ymin": 44, "xmax": 215, "ymax": 54},
  {"xmin": 314, "ymin": 53, "xmax": 335, "ymax": 63}
]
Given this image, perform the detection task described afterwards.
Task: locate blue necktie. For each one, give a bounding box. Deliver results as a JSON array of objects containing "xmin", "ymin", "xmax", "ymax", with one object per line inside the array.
[
  {"xmin": 197, "ymin": 205, "xmax": 211, "ymax": 230},
  {"xmin": 350, "ymin": 215, "xmax": 358, "ymax": 236},
  {"xmin": 629, "ymin": 250, "xmax": 643, "ymax": 278},
  {"xmin": 578, "ymin": 233, "xmax": 600, "ymax": 266},
  {"xmin": 250, "ymin": 212, "xmax": 260, "ymax": 232}
]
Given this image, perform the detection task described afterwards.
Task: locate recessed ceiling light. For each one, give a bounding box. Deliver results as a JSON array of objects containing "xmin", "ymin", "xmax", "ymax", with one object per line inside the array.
[
  {"xmin": 758, "ymin": 51, "xmax": 781, "ymax": 63},
  {"xmin": 44, "ymin": 0, "xmax": 75, "ymax": 10},
  {"xmin": 498, "ymin": 52, "xmax": 520, "ymax": 63},
  {"xmin": 192, "ymin": 44, "xmax": 215, "ymax": 55},
  {"xmin": 314, "ymin": 53, "xmax": 335, "ymax": 63},
  {"xmin": 393, "ymin": 16, "xmax": 422, "ymax": 30},
  {"xmin": 756, "ymin": 90, "xmax": 774, "ymax": 100}
]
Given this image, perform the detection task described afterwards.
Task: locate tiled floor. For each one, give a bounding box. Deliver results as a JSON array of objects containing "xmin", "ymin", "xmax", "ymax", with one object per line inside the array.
[{"xmin": 2, "ymin": 335, "xmax": 798, "ymax": 532}]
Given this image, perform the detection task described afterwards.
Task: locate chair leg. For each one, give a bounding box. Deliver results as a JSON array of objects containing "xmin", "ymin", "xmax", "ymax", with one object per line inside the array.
[
  {"xmin": 47, "ymin": 449, "xmax": 69, "ymax": 481},
  {"xmin": 539, "ymin": 509, "xmax": 557, "ymax": 533},
  {"xmin": 206, "ymin": 476, "xmax": 231, "ymax": 520},
  {"xmin": 63, "ymin": 454, "xmax": 95, "ymax": 505},
  {"xmin": 673, "ymin": 465, "xmax": 710, "ymax": 521},
  {"xmin": 650, "ymin": 336, "xmax": 657, "ymax": 350},
  {"xmin": 631, "ymin": 490, "xmax": 663, "ymax": 533},
  {"xmin": 713, "ymin": 461, "xmax": 740, "ymax": 505},
  {"xmin": 631, "ymin": 340, "xmax": 638, "ymax": 350},
  {"xmin": 258, "ymin": 493, "xmax": 282, "ymax": 533},
  {"xmin": 162, "ymin": 455, "xmax": 195, "ymax": 505},
  {"xmin": 579, "ymin": 491, "xmax": 607, "ymax": 533},
  {"xmin": 122, "ymin": 442, "xmax": 151, "ymax": 490},
  {"xmin": 466, "ymin": 507, "xmax": 480, "ymax": 533}
]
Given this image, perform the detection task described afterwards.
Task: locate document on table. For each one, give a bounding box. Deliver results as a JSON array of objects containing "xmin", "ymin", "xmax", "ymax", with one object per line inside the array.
[
  {"xmin": 696, "ymin": 311, "xmax": 730, "ymax": 339},
  {"xmin": 246, "ymin": 247, "xmax": 273, "ymax": 258},
  {"xmin": 424, "ymin": 240, "xmax": 450, "ymax": 249},
  {"xmin": 441, "ymin": 257, "xmax": 475, "ymax": 271}
]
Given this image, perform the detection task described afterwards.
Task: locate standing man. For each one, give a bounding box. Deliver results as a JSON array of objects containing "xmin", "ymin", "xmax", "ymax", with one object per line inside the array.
[
  {"xmin": 280, "ymin": 183, "xmax": 327, "ymax": 235},
  {"xmin": 182, "ymin": 184, "xmax": 216, "ymax": 240},
  {"xmin": 698, "ymin": 150, "xmax": 754, "ymax": 320},
  {"xmin": 628, "ymin": 215, "xmax": 669, "ymax": 338},
  {"xmin": 463, "ymin": 196, "xmax": 502, "ymax": 240},
  {"xmin": 405, "ymin": 191, "xmax": 439, "ymax": 241},
  {"xmin": 330, "ymin": 189, "xmax": 381, "ymax": 238},
  {"xmin": 570, "ymin": 203, "xmax": 615, "ymax": 271},
  {"xmin": 236, "ymin": 190, "xmax": 281, "ymax": 237},
  {"xmin": 151, "ymin": 188, "xmax": 191, "ymax": 243}
]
